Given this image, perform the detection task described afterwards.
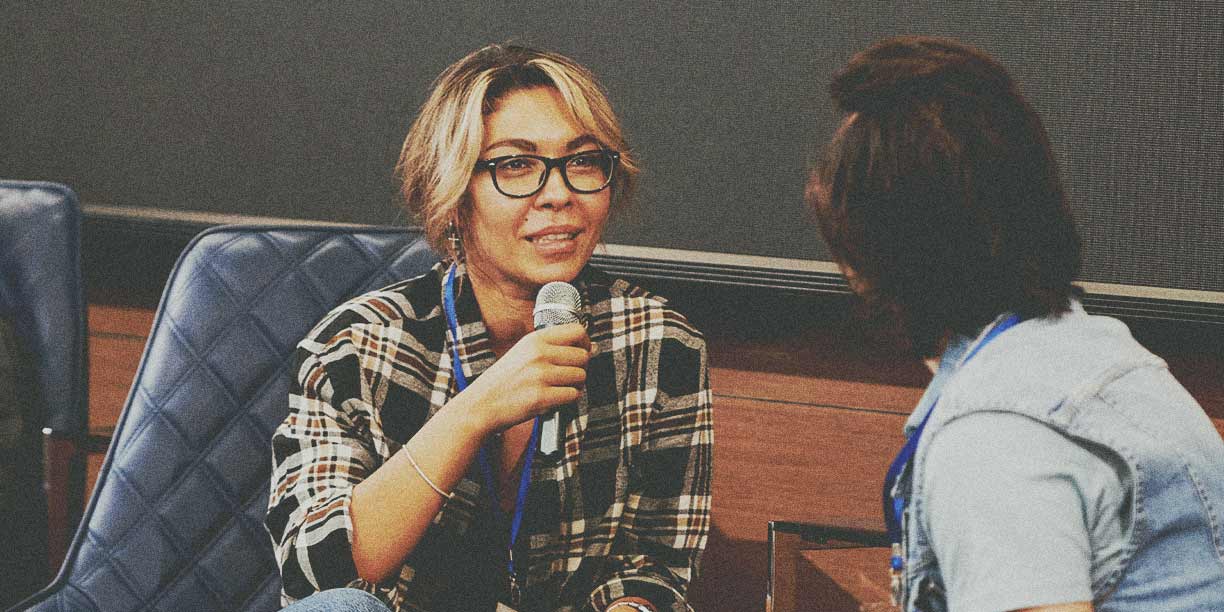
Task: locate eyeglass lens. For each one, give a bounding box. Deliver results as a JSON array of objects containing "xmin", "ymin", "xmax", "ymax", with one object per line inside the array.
[{"xmin": 493, "ymin": 152, "xmax": 614, "ymax": 197}]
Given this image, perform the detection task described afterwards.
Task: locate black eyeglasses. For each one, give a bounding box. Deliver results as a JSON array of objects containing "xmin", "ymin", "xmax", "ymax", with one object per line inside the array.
[{"xmin": 473, "ymin": 150, "xmax": 620, "ymax": 198}]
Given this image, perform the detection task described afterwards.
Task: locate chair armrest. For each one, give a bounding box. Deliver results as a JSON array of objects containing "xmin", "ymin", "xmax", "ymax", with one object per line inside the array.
[
  {"xmin": 769, "ymin": 519, "xmax": 889, "ymax": 549},
  {"xmin": 767, "ymin": 520, "xmax": 890, "ymax": 612},
  {"xmin": 41, "ymin": 427, "xmax": 88, "ymax": 575}
]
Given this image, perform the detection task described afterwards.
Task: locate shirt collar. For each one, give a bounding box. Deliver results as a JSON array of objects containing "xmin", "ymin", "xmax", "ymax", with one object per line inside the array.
[
  {"xmin": 902, "ymin": 311, "xmax": 1022, "ymax": 434},
  {"xmin": 442, "ymin": 262, "xmax": 494, "ymax": 386},
  {"xmin": 903, "ymin": 331, "xmax": 973, "ymax": 435}
]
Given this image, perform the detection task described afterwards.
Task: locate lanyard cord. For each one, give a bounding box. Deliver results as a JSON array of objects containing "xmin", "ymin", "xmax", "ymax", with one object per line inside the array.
[
  {"xmin": 882, "ymin": 314, "xmax": 1022, "ymax": 569},
  {"xmin": 443, "ymin": 264, "xmax": 470, "ymax": 390},
  {"xmin": 444, "ymin": 264, "xmax": 538, "ymax": 601}
]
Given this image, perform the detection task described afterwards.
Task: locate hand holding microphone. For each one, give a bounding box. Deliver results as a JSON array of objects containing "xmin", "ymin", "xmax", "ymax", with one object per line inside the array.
[
  {"xmin": 458, "ymin": 282, "xmax": 588, "ymax": 440},
  {"xmin": 531, "ymin": 282, "xmax": 585, "ymax": 457}
]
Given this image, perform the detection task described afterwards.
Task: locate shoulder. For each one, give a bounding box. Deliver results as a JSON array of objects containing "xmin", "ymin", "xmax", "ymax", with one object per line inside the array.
[
  {"xmin": 920, "ymin": 411, "xmax": 1126, "ymax": 542},
  {"xmin": 299, "ymin": 263, "xmax": 448, "ymax": 352},
  {"xmin": 924, "ymin": 412, "xmax": 1121, "ymax": 485},
  {"xmin": 939, "ymin": 307, "xmax": 1161, "ymax": 421},
  {"xmin": 583, "ymin": 267, "xmax": 706, "ymax": 348}
]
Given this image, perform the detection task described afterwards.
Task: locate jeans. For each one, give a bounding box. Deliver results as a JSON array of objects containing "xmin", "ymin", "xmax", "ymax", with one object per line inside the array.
[{"xmin": 280, "ymin": 588, "xmax": 393, "ymax": 612}]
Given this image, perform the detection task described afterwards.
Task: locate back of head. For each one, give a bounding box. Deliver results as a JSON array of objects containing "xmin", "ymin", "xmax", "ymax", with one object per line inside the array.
[
  {"xmin": 398, "ymin": 44, "xmax": 638, "ymax": 260},
  {"xmin": 809, "ymin": 36, "xmax": 1081, "ymax": 355}
]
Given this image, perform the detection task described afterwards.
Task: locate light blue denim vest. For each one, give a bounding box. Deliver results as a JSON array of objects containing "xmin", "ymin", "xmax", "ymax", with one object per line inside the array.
[{"xmin": 900, "ymin": 304, "xmax": 1224, "ymax": 611}]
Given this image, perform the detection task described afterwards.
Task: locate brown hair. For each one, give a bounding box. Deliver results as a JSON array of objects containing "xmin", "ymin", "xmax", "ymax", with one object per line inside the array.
[
  {"xmin": 808, "ymin": 36, "xmax": 1081, "ymax": 355},
  {"xmin": 397, "ymin": 44, "xmax": 639, "ymax": 260}
]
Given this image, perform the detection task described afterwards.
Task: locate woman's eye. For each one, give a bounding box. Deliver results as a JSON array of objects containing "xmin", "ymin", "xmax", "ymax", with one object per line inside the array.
[
  {"xmin": 496, "ymin": 157, "xmax": 538, "ymax": 176},
  {"xmin": 568, "ymin": 153, "xmax": 603, "ymax": 170}
]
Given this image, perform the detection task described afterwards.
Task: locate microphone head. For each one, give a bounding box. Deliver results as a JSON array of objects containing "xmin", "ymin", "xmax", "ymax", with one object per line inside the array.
[{"xmin": 534, "ymin": 281, "xmax": 584, "ymax": 330}]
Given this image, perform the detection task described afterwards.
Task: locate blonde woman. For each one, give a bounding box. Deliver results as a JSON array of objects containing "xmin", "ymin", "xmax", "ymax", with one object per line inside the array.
[{"xmin": 267, "ymin": 44, "xmax": 712, "ymax": 612}]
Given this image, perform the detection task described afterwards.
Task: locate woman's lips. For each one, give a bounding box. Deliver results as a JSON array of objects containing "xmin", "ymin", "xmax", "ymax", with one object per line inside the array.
[{"xmin": 526, "ymin": 230, "xmax": 582, "ymax": 255}]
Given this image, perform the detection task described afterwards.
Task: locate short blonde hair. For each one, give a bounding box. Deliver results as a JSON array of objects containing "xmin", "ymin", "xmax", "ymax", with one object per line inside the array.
[{"xmin": 397, "ymin": 44, "xmax": 639, "ymax": 259}]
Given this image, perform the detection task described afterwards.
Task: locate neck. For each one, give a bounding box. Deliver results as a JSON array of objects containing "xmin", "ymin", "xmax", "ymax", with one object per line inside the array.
[
  {"xmin": 465, "ymin": 264, "xmax": 536, "ymax": 353},
  {"xmin": 922, "ymin": 331, "xmax": 952, "ymax": 374}
]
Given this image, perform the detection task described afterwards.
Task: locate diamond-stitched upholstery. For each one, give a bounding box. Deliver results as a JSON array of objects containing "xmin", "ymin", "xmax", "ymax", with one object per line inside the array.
[{"xmin": 18, "ymin": 225, "xmax": 439, "ymax": 612}]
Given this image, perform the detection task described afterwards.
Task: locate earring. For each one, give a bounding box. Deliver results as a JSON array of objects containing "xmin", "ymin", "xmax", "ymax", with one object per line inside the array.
[{"xmin": 446, "ymin": 220, "xmax": 464, "ymax": 262}]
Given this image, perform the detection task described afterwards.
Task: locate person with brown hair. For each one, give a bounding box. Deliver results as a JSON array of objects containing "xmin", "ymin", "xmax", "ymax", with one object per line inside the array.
[
  {"xmin": 267, "ymin": 44, "xmax": 712, "ymax": 612},
  {"xmin": 808, "ymin": 36, "xmax": 1224, "ymax": 612}
]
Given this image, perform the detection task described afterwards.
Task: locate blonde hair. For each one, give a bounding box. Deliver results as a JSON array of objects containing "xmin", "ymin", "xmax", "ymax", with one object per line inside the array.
[{"xmin": 397, "ymin": 44, "xmax": 639, "ymax": 259}]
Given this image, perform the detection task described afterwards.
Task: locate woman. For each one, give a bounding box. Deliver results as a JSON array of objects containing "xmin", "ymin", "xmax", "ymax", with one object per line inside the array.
[
  {"xmin": 267, "ymin": 45, "xmax": 712, "ymax": 612},
  {"xmin": 808, "ymin": 37, "xmax": 1224, "ymax": 611}
]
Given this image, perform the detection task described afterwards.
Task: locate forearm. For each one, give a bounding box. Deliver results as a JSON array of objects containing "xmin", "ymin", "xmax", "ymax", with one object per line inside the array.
[
  {"xmin": 350, "ymin": 322, "xmax": 591, "ymax": 583},
  {"xmin": 349, "ymin": 396, "xmax": 488, "ymax": 583}
]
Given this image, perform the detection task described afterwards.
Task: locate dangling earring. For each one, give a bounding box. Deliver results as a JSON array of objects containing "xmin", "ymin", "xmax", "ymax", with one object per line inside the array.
[{"xmin": 446, "ymin": 220, "xmax": 464, "ymax": 262}]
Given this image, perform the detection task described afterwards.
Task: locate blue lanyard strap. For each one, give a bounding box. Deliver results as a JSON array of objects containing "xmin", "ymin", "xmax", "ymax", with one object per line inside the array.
[
  {"xmin": 444, "ymin": 264, "xmax": 537, "ymax": 600},
  {"xmin": 882, "ymin": 314, "xmax": 1022, "ymax": 558},
  {"xmin": 443, "ymin": 264, "xmax": 469, "ymax": 390},
  {"xmin": 479, "ymin": 418, "xmax": 539, "ymax": 593},
  {"xmin": 882, "ymin": 402, "xmax": 935, "ymax": 544}
]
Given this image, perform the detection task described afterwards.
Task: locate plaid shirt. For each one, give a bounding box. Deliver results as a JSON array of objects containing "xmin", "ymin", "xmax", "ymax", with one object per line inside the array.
[{"xmin": 267, "ymin": 262, "xmax": 712, "ymax": 612}]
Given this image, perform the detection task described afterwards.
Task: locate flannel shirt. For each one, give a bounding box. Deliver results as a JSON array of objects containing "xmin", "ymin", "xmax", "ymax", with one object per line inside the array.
[{"xmin": 266, "ymin": 262, "xmax": 712, "ymax": 612}]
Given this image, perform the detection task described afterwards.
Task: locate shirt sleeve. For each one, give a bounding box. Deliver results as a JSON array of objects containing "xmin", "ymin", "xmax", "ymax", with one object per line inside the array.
[
  {"xmin": 921, "ymin": 411, "xmax": 1114, "ymax": 612},
  {"xmin": 588, "ymin": 329, "xmax": 714, "ymax": 612},
  {"xmin": 265, "ymin": 327, "xmax": 379, "ymax": 600}
]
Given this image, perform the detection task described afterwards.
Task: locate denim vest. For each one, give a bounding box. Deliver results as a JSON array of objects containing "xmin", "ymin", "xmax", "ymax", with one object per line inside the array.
[{"xmin": 901, "ymin": 304, "xmax": 1224, "ymax": 611}]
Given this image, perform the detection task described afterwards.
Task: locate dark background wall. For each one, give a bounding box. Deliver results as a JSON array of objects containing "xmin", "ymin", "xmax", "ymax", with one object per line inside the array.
[
  {"xmin": 3, "ymin": 2, "xmax": 1222, "ymax": 297},
  {"xmin": 8, "ymin": 5, "xmax": 1222, "ymax": 607}
]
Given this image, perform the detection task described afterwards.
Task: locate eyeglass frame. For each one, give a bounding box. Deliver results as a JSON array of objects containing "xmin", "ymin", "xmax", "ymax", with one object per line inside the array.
[{"xmin": 472, "ymin": 150, "xmax": 621, "ymax": 199}]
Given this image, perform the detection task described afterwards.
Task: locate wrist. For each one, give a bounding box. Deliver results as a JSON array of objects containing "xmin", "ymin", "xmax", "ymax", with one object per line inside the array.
[{"xmin": 437, "ymin": 391, "xmax": 496, "ymax": 440}]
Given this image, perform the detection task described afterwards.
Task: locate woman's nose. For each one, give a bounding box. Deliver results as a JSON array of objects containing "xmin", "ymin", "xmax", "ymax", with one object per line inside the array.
[{"xmin": 534, "ymin": 165, "xmax": 573, "ymax": 209}]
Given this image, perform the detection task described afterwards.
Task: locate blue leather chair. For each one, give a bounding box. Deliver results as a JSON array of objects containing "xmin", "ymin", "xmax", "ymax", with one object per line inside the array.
[
  {"xmin": 15, "ymin": 224, "xmax": 439, "ymax": 612},
  {"xmin": 0, "ymin": 180, "xmax": 89, "ymax": 600}
]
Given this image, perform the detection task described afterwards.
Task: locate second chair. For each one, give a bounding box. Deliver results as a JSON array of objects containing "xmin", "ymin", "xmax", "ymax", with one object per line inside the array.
[{"xmin": 15, "ymin": 224, "xmax": 440, "ymax": 612}]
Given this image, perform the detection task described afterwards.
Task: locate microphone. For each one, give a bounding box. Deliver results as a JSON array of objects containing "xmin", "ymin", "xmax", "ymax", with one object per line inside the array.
[{"xmin": 533, "ymin": 281, "xmax": 584, "ymax": 458}]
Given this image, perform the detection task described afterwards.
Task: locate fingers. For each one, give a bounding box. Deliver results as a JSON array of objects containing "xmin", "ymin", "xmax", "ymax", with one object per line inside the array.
[
  {"xmin": 546, "ymin": 345, "xmax": 591, "ymax": 368},
  {"xmin": 541, "ymin": 365, "xmax": 587, "ymax": 388},
  {"xmin": 529, "ymin": 324, "xmax": 592, "ymax": 368},
  {"xmin": 535, "ymin": 323, "xmax": 592, "ymax": 352},
  {"xmin": 537, "ymin": 385, "xmax": 582, "ymax": 408},
  {"xmin": 476, "ymin": 325, "xmax": 591, "ymax": 422}
]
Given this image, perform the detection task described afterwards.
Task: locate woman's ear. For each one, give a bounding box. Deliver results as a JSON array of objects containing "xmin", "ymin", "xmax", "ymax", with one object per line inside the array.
[{"xmin": 840, "ymin": 262, "xmax": 870, "ymax": 296}]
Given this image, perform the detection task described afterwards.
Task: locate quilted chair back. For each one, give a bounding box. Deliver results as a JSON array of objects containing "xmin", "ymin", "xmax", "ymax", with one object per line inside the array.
[
  {"xmin": 18, "ymin": 225, "xmax": 439, "ymax": 612},
  {"xmin": 0, "ymin": 181, "xmax": 88, "ymax": 447}
]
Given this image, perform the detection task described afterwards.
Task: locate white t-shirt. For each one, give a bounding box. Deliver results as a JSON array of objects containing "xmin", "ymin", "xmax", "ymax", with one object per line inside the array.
[{"xmin": 921, "ymin": 411, "xmax": 1128, "ymax": 612}]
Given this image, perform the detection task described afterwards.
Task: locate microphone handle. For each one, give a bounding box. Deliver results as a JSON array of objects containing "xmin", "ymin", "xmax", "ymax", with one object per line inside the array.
[
  {"xmin": 533, "ymin": 282, "xmax": 581, "ymax": 458},
  {"xmin": 533, "ymin": 333, "xmax": 574, "ymax": 459},
  {"xmin": 539, "ymin": 410, "xmax": 561, "ymax": 456}
]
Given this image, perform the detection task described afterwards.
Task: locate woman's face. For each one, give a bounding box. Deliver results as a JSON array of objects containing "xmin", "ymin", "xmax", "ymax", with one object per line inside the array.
[{"xmin": 463, "ymin": 86, "xmax": 612, "ymax": 299}]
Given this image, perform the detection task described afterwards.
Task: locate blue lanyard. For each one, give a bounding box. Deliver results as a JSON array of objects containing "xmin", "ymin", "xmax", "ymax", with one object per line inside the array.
[
  {"xmin": 882, "ymin": 314, "xmax": 1021, "ymax": 596},
  {"xmin": 444, "ymin": 264, "xmax": 538, "ymax": 603}
]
